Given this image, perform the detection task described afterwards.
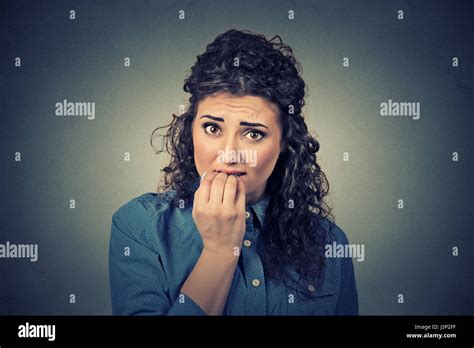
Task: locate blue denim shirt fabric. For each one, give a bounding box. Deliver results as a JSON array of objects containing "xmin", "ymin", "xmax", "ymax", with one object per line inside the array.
[{"xmin": 109, "ymin": 180, "xmax": 358, "ymax": 316}]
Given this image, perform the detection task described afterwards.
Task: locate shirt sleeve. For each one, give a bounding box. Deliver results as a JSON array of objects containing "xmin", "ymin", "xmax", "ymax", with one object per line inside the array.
[
  {"xmin": 109, "ymin": 198, "xmax": 206, "ymax": 316},
  {"xmin": 332, "ymin": 224, "xmax": 359, "ymax": 316}
]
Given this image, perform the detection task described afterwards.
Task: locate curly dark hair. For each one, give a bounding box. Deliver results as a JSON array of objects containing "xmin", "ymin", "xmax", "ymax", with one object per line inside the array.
[{"xmin": 151, "ymin": 29, "xmax": 334, "ymax": 299}]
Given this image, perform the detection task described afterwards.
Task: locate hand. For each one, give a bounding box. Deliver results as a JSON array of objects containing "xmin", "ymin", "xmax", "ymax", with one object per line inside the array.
[{"xmin": 192, "ymin": 171, "xmax": 246, "ymax": 255}]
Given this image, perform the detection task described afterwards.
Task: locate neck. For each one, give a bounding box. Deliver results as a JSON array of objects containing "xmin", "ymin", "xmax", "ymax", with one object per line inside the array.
[{"xmin": 246, "ymin": 188, "xmax": 268, "ymax": 206}]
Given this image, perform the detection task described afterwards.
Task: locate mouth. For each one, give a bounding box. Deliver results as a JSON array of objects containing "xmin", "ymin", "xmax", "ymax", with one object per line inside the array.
[{"xmin": 214, "ymin": 169, "xmax": 246, "ymax": 177}]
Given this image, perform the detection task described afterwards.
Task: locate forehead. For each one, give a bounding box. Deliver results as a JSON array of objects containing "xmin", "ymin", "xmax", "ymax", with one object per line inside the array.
[{"xmin": 197, "ymin": 93, "xmax": 279, "ymax": 120}]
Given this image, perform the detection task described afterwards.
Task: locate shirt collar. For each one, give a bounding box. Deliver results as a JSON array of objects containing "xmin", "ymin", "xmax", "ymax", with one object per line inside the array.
[{"xmin": 247, "ymin": 194, "xmax": 270, "ymax": 227}]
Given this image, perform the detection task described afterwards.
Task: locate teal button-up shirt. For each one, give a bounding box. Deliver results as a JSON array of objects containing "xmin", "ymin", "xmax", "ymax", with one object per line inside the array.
[{"xmin": 109, "ymin": 180, "xmax": 358, "ymax": 316}]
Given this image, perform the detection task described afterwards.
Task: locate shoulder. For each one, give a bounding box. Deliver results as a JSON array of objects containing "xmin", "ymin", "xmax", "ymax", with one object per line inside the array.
[
  {"xmin": 318, "ymin": 217, "xmax": 351, "ymax": 246},
  {"xmin": 111, "ymin": 190, "xmax": 178, "ymax": 239},
  {"xmin": 113, "ymin": 190, "xmax": 177, "ymax": 217}
]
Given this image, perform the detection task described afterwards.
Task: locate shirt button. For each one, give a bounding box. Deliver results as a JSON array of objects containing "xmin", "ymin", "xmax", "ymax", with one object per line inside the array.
[
  {"xmin": 252, "ymin": 279, "xmax": 260, "ymax": 287},
  {"xmin": 245, "ymin": 211, "xmax": 251, "ymax": 219},
  {"xmin": 243, "ymin": 239, "xmax": 252, "ymax": 247},
  {"xmin": 308, "ymin": 284, "xmax": 315, "ymax": 292}
]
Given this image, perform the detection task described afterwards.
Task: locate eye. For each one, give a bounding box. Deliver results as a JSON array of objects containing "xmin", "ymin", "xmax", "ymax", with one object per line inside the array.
[
  {"xmin": 244, "ymin": 130, "xmax": 265, "ymax": 141},
  {"xmin": 202, "ymin": 122, "xmax": 221, "ymax": 136}
]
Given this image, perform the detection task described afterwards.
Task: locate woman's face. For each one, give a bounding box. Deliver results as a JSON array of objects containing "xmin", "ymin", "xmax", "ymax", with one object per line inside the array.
[{"xmin": 192, "ymin": 93, "xmax": 283, "ymax": 205}]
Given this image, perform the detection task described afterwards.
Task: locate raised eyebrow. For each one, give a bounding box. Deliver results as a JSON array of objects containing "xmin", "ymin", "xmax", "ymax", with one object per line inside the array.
[
  {"xmin": 200, "ymin": 115, "xmax": 269, "ymax": 129},
  {"xmin": 239, "ymin": 121, "xmax": 268, "ymax": 129},
  {"xmin": 200, "ymin": 115, "xmax": 224, "ymax": 122}
]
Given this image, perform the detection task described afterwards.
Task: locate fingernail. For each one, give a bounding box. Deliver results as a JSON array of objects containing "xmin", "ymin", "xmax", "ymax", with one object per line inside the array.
[{"xmin": 201, "ymin": 171, "xmax": 206, "ymax": 182}]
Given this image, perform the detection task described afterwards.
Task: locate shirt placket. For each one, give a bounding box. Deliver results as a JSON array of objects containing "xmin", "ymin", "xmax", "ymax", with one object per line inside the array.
[{"xmin": 242, "ymin": 207, "xmax": 267, "ymax": 315}]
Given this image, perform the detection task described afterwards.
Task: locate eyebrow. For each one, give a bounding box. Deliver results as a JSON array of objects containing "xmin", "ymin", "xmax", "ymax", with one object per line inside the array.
[{"xmin": 199, "ymin": 114, "xmax": 269, "ymax": 129}]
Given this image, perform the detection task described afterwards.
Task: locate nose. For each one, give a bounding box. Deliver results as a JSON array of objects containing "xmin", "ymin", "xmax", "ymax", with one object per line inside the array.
[{"xmin": 221, "ymin": 135, "xmax": 242, "ymax": 164}]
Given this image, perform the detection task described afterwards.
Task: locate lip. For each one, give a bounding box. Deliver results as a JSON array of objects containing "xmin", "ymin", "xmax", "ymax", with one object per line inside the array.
[{"xmin": 214, "ymin": 169, "xmax": 246, "ymax": 176}]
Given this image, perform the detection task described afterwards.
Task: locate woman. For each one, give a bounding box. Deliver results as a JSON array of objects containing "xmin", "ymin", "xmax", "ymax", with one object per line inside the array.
[{"xmin": 109, "ymin": 29, "xmax": 358, "ymax": 315}]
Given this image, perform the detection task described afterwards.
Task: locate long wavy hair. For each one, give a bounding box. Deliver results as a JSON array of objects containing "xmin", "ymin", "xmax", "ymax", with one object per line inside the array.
[{"xmin": 151, "ymin": 29, "xmax": 334, "ymax": 298}]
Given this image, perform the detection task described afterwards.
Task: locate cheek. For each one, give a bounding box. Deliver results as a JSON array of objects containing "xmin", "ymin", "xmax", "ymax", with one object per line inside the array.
[
  {"xmin": 252, "ymin": 146, "xmax": 280, "ymax": 177},
  {"xmin": 192, "ymin": 130, "xmax": 216, "ymax": 168}
]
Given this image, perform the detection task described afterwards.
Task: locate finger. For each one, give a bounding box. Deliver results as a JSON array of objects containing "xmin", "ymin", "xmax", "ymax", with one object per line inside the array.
[
  {"xmin": 235, "ymin": 175, "xmax": 246, "ymax": 211},
  {"xmin": 222, "ymin": 175, "xmax": 238, "ymax": 210},
  {"xmin": 209, "ymin": 172, "xmax": 228, "ymax": 204},
  {"xmin": 195, "ymin": 171, "xmax": 219, "ymax": 206}
]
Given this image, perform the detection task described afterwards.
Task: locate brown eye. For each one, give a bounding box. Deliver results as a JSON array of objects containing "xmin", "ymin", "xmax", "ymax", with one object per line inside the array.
[
  {"xmin": 203, "ymin": 123, "xmax": 221, "ymax": 135},
  {"xmin": 245, "ymin": 130, "xmax": 264, "ymax": 141}
]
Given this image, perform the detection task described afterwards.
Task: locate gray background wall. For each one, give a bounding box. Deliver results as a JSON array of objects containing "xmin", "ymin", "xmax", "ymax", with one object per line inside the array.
[{"xmin": 1, "ymin": 0, "xmax": 473, "ymax": 314}]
